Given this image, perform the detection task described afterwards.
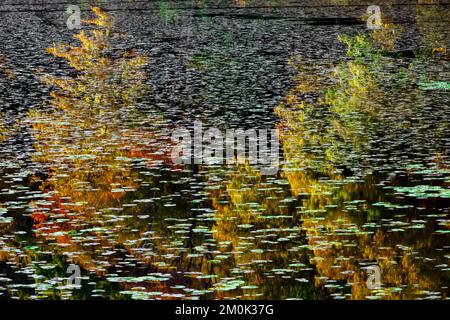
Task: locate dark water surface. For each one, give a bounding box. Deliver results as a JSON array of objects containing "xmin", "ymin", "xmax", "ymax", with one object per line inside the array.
[{"xmin": 0, "ymin": 1, "xmax": 449, "ymax": 300}]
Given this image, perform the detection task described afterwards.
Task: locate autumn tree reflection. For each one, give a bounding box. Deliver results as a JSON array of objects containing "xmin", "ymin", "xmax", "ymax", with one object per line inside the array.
[
  {"xmin": 19, "ymin": 8, "xmax": 222, "ymax": 299},
  {"xmin": 22, "ymin": 7, "xmax": 177, "ymax": 286},
  {"xmin": 275, "ymin": 14, "xmax": 449, "ymax": 299},
  {"xmin": 210, "ymin": 163, "xmax": 324, "ymax": 299}
]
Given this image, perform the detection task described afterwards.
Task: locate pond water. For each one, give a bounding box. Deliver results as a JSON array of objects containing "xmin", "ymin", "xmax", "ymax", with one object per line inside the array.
[{"xmin": 0, "ymin": 1, "xmax": 449, "ymax": 300}]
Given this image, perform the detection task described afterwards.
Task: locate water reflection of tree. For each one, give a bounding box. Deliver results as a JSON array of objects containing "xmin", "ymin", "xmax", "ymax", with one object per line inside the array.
[
  {"xmin": 210, "ymin": 163, "xmax": 326, "ymax": 299},
  {"xmin": 294, "ymin": 174, "xmax": 448, "ymax": 299},
  {"xmin": 6, "ymin": 7, "xmax": 182, "ymax": 299},
  {"xmin": 27, "ymin": 6, "xmax": 152, "ymax": 244},
  {"xmin": 275, "ymin": 18, "xmax": 449, "ymax": 299},
  {"xmin": 206, "ymin": 7, "xmax": 449, "ymax": 299},
  {"xmin": 9, "ymin": 7, "xmax": 225, "ymax": 299},
  {"xmin": 275, "ymin": 51, "xmax": 381, "ymax": 177}
]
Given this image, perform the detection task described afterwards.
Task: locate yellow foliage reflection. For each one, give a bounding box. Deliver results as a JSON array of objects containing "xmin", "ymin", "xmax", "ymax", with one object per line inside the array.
[
  {"xmin": 24, "ymin": 7, "xmax": 167, "ymax": 272},
  {"xmin": 275, "ymin": 21, "xmax": 449, "ymax": 299}
]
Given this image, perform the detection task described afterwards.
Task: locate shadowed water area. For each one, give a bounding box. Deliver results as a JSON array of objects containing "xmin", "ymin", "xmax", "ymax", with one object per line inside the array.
[{"xmin": 0, "ymin": 0, "xmax": 449, "ymax": 300}]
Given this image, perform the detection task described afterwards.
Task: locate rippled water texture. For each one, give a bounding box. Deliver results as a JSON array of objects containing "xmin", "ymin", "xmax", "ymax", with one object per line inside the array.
[{"xmin": 0, "ymin": 0, "xmax": 449, "ymax": 300}]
